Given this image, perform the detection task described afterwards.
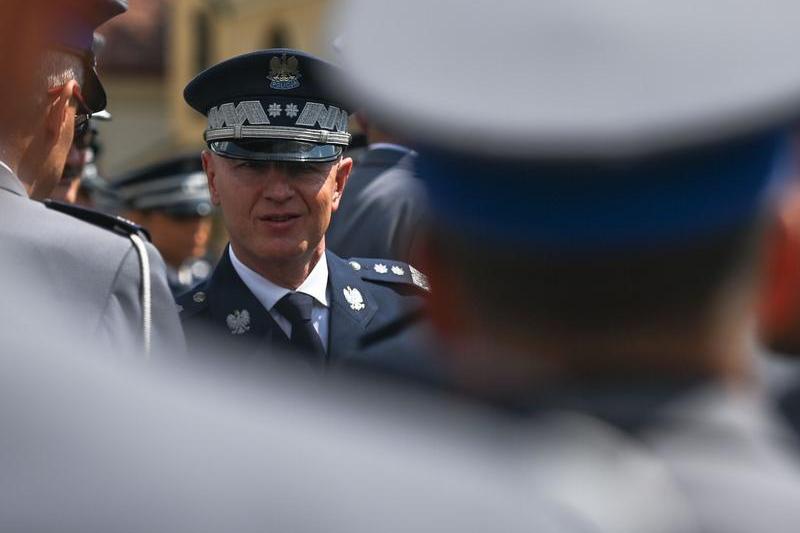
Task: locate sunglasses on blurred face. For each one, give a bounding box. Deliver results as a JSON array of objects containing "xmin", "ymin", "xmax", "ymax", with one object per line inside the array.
[{"xmin": 47, "ymin": 84, "xmax": 92, "ymax": 138}]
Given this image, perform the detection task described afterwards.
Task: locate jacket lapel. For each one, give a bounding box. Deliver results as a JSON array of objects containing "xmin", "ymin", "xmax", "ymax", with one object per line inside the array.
[
  {"xmin": 205, "ymin": 248, "xmax": 290, "ymax": 350},
  {"xmin": 326, "ymin": 251, "xmax": 379, "ymax": 360}
]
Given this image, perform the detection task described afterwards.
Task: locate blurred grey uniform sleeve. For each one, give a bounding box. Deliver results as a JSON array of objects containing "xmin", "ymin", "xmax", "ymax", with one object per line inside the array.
[{"xmin": 98, "ymin": 241, "xmax": 186, "ymax": 356}]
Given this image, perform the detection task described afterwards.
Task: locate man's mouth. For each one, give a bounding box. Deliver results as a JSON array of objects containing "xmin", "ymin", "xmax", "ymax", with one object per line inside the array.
[{"xmin": 260, "ymin": 214, "xmax": 301, "ymax": 223}]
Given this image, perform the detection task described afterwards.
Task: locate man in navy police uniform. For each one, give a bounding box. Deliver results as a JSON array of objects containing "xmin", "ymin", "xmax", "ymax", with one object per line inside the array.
[{"xmin": 178, "ymin": 49, "xmax": 429, "ymax": 365}]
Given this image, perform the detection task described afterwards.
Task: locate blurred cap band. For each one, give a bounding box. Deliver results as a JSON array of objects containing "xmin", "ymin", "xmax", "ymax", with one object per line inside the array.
[
  {"xmin": 335, "ymin": 0, "xmax": 800, "ymax": 248},
  {"xmin": 337, "ymin": 0, "xmax": 800, "ymax": 159},
  {"xmin": 184, "ymin": 49, "xmax": 351, "ymax": 162},
  {"xmin": 112, "ymin": 155, "xmax": 213, "ymax": 217}
]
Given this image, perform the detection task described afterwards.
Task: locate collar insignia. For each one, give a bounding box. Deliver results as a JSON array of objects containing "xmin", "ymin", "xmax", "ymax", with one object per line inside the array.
[
  {"xmin": 226, "ymin": 309, "xmax": 251, "ymax": 335},
  {"xmin": 343, "ymin": 286, "xmax": 365, "ymax": 311},
  {"xmin": 373, "ymin": 263, "xmax": 388, "ymax": 274},
  {"xmin": 267, "ymin": 54, "xmax": 301, "ymax": 90},
  {"xmin": 391, "ymin": 265, "xmax": 405, "ymax": 276}
]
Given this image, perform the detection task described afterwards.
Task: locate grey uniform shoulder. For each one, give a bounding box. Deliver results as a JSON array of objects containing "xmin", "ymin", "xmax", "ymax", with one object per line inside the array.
[
  {"xmin": 43, "ymin": 200, "xmax": 151, "ymax": 241},
  {"xmin": 175, "ymin": 281, "xmax": 211, "ymax": 319},
  {"xmin": 346, "ymin": 257, "xmax": 430, "ymax": 293}
]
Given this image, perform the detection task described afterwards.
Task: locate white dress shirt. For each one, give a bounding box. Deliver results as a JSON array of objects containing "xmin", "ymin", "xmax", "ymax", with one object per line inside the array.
[{"xmin": 229, "ymin": 247, "xmax": 330, "ymax": 351}]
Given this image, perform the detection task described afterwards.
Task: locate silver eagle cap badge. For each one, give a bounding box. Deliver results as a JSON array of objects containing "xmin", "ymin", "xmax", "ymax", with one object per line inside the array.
[
  {"xmin": 343, "ymin": 286, "xmax": 365, "ymax": 311},
  {"xmin": 226, "ymin": 309, "xmax": 251, "ymax": 335},
  {"xmin": 267, "ymin": 53, "xmax": 301, "ymax": 90}
]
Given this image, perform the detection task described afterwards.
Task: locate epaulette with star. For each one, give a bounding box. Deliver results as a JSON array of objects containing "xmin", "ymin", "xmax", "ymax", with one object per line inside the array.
[
  {"xmin": 44, "ymin": 200, "xmax": 151, "ymax": 241},
  {"xmin": 346, "ymin": 258, "xmax": 430, "ymax": 292}
]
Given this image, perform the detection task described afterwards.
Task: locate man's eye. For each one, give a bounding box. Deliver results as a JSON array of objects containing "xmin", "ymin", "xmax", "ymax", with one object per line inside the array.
[
  {"xmin": 236, "ymin": 161, "xmax": 264, "ymax": 170},
  {"xmin": 289, "ymin": 163, "xmax": 326, "ymax": 176}
]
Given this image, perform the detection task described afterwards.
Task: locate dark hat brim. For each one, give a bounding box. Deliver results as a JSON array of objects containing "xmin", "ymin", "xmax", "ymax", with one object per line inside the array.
[
  {"xmin": 82, "ymin": 67, "xmax": 107, "ymax": 114},
  {"xmin": 209, "ymin": 140, "xmax": 343, "ymax": 163}
]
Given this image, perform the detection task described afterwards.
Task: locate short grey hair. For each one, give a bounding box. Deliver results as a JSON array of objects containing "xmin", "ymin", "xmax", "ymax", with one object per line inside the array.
[{"xmin": 41, "ymin": 49, "xmax": 85, "ymax": 90}]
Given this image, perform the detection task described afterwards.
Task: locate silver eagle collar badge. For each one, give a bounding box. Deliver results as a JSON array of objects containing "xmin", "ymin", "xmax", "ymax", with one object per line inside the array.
[
  {"xmin": 343, "ymin": 286, "xmax": 365, "ymax": 311},
  {"xmin": 226, "ymin": 309, "xmax": 251, "ymax": 335}
]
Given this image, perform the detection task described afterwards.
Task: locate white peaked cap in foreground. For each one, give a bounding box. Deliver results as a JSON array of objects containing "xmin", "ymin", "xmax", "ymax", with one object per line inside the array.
[{"xmin": 334, "ymin": 0, "xmax": 800, "ymax": 158}]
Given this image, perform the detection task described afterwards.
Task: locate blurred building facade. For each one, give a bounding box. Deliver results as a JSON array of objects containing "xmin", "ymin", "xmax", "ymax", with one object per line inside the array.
[{"xmin": 96, "ymin": 0, "xmax": 332, "ymax": 177}]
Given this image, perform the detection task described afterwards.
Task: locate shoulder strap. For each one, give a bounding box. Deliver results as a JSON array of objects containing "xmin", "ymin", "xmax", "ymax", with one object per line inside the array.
[
  {"xmin": 346, "ymin": 257, "xmax": 430, "ymax": 292},
  {"xmin": 43, "ymin": 200, "xmax": 151, "ymax": 241},
  {"xmin": 45, "ymin": 200, "xmax": 154, "ymax": 355}
]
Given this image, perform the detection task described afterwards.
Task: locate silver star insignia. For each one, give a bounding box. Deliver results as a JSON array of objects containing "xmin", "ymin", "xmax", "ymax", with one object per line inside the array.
[
  {"xmin": 391, "ymin": 265, "xmax": 405, "ymax": 276},
  {"xmin": 374, "ymin": 263, "xmax": 388, "ymax": 274},
  {"xmin": 226, "ymin": 309, "xmax": 251, "ymax": 335},
  {"xmin": 343, "ymin": 286, "xmax": 365, "ymax": 311}
]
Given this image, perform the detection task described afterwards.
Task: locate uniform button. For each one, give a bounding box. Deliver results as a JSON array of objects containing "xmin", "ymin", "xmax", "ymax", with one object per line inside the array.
[{"xmin": 193, "ymin": 291, "xmax": 207, "ymax": 303}]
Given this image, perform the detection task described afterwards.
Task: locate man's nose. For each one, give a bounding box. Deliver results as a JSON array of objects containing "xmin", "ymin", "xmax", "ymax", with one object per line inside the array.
[{"xmin": 261, "ymin": 165, "xmax": 294, "ymax": 202}]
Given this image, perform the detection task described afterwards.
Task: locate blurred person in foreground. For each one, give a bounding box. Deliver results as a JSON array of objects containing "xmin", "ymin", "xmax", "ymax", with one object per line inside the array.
[
  {"xmin": 336, "ymin": 0, "xmax": 800, "ymax": 531},
  {"xmin": 0, "ymin": 0, "xmax": 183, "ymax": 355},
  {"xmin": 756, "ymin": 132, "xmax": 800, "ymax": 434},
  {"xmin": 0, "ymin": 277, "xmax": 696, "ymax": 532},
  {"xmin": 112, "ymin": 154, "xmax": 215, "ymax": 295},
  {"xmin": 178, "ymin": 49, "xmax": 430, "ymax": 366}
]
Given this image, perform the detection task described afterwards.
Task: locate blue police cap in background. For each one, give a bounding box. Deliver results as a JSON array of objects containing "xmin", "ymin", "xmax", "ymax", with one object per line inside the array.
[
  {"xmin": 184, "ymin": 49, "xmax": 351, "ymax": 163},
  {"xmin": 112, "ymin": 155, "xmax": 213, "ymax": 218},
  {"xmin": 48, "ymin": 0, "xmax": 127, "ymax": 113},
  {"xmin": 334, "ymin": 0, "xmax": 800, "ymax": 248}
]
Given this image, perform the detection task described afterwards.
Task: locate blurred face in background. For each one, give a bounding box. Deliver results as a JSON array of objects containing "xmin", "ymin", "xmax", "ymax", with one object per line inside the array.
[
  {"xmin": 125, "ymin": 210, "xmax": 213, "ymax": 269},
  {"xmin": 51, "ymin": 130, "xmax": 93, "ymax": 203}
]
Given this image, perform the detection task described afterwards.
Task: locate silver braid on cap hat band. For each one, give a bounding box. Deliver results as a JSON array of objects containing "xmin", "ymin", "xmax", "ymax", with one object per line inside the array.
[{"xmin": 204, "ymin": 125, "xmax": 351, "ymax": 146}]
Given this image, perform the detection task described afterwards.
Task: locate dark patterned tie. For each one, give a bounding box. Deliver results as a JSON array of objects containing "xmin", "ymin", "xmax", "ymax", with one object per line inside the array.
[{"xmin": 274, "ymin": 292, "xmax": 326, "ymax": 358}]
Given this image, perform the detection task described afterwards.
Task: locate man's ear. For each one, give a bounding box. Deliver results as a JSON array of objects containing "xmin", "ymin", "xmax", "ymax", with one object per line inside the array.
[
  {"xmin": 45, "ymin": 80, "xmax": 77, "ymax": 143},
  {"xmin": 331, "ymin": 156, "xmax": 353, "ymax": 211},
  {"xmin": 201, "ymin": 150, "xmax": 221, "ymax": 205}
]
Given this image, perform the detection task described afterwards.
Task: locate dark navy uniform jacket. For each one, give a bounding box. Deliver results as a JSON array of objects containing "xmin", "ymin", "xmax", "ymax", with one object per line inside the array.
[{"xmin": 177, "ymin": 249, "xmax": 432, "ymax": 368}]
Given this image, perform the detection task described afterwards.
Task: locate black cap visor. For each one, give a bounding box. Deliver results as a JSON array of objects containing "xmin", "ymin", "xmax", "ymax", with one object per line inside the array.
[
  {"xmin": 54, "ymin": 45, "xmax": 107, "ymax": 113},
  {"xmin": 82, "ymin": 67, "xmax": 107, "ymax": 113},
  {"xmin": 209, "ymin": 140, "xmax": 342, "ymax": 162}
]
